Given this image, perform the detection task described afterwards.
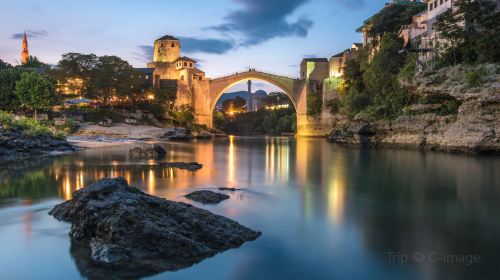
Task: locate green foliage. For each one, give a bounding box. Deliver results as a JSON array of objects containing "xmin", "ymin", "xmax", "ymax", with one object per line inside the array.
[
  {"xmin": 15, "ymin": 72, "xmax": 58, "ymax": 114},
  {"xmin": 341, "ymin": 88, "xmax": 371, "ymax": 117},
  {"xmin": 170, "ymin": 107, "xmax": 196, "ymax": 128},
  {"xmin": 82, "ymin": 107, "xmax": 123, "ymax": 123},
  {"xmin": 437, "ymin": 99, "xmax": 462, "ymax": 116},
  {"xmin": 398, "ymin": 53, "xmax": 418, "ymax": 83},
  {"xmin": 55, "ymin": 118, "xmax": 80, "ymax": 134},
  {"xmin": 0, "ymin": 59, "xmax": 12, "ymax": 70},
  {"xmin": 465, "ymin": 71, "xmax": 484, "ymax": 88},
  {"xmin": 21, "ymin": 56, "xmax": 50, "ymax": 69},
  {"xmin": 215, "ymin": 108, "xmax": 296, "ymax": 135},
  {"xmin": 325, "ymin": 98, "xmax": 341, "ymax": 115},
  {"xmin": 0, "ymin": 111, "xmax": 53, "ymax": 137},
  {"xmin": 306, "ymin": 89, "xmax": 322, "ymax": 116},
  {"xmin": 152, "ymin": 87, "xmax": 176, "ymax": 105},
  {"xmin": 0, "ymin": 68, "xmax": 25, "ymax": 111},
  {"xmin": 368, "ymin": 3, "xmax": 426, "ymax": 41},
  {"xmin": 435, "ymin": 0, "xmax": 500, "ymax": 64}
]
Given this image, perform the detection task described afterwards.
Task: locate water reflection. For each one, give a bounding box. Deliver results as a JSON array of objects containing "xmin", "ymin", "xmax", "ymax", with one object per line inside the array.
[{"xmin": 0, "ymin": 138, "xmax": 499, "ymax": 279}]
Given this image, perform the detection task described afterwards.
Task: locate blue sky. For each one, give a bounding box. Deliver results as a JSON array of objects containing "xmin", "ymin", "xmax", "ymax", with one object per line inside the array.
[{"xmin": 0, "ymin": 0, "xmax": 389, "ymax": 91}]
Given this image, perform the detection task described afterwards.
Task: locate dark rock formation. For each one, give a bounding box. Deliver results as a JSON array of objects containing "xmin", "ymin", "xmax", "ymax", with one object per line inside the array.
[
  {"xmin": 219, "ymin": 187, "xmax": 241, "ymax": 192},
  {"xmin": 0, "ymin": 127, "xmax": 75, "ymax": 160},
  {"xmin": 129, "ymin": 144, "xmax": 166, "ymax": 159},
  {"xmin": 185, "ymin": 190, "xmax": 230, "ymax": 204},
  {"xmin": 49, "ymin": 177, "xmax": 260, "ymax": 278},
  {"xmin": 159, "ymin": 161, "xmax": 203, "ymax": 171},
  {"xmin": 162, "ymin": 127, "xmax": 192, "ymax": 141}
]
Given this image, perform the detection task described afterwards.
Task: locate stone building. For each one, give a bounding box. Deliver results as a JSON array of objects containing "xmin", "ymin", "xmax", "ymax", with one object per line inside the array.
[
  {"xmin": 399, "ymin": 0, "xmax": 454, "ymax": 64},
  {"xmin": 141, "ymin": 35, "xmax": 207, "ymax": 108},
  {"xmin": 328, "ymin": 43, "xmax": 363, "ymax": 78}
]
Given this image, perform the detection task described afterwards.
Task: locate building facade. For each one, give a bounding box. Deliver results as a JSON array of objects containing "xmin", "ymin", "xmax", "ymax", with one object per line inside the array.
[
  {"xmin": 142, "ymin": 35, "xmax": 207, "ymax": 108},
  {"xmin": 328, "ymin": 43, "xmax": 363, "ymax": 78}
]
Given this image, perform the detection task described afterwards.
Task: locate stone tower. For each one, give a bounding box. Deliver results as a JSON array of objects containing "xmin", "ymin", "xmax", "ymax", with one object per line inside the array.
[
  {"xmin": 21, "ymin": 31, "xmax": 29, "ymax": 64},
  {"xmin": 153, "ymin": 35, "xmax": 180, "ymax": 63}
]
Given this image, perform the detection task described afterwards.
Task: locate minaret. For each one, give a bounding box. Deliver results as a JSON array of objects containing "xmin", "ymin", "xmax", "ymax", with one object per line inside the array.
[
  {"xmin": 21, "ymin": 31, "xmax": 29, "ymax": 64},
  {"xmin": 247, "ymin": 80, "xmax": 253, "ymax": 112}
]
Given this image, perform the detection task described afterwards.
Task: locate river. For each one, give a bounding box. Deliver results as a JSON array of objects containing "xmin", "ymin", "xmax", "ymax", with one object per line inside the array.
[{"xmin": 0, "ymin": 137, "xmax": 499, "ymax": 280}]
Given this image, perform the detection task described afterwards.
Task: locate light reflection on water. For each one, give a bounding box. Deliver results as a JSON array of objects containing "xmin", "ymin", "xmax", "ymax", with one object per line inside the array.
[{"xmin": 0, "ymin": 137, "xmax": 499, "ymax": 280}]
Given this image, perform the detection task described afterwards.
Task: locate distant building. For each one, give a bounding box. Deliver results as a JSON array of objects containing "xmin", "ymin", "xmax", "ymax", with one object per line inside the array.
[
  {"xmin": 21, "ymin": 31, "xmax": 29, "ymax": 64},
  {"xmin": 398, "ymin": 0, "xmax": 454, "ymax": 64},
  {"xmin": 139, "ymin": 35, "xmax": 207, "ymax": 108},
  {"xmin": 357, "ymin": 0, "xmax": 424, "ymax": 47},
  {"xmin": 328, "ymin": 43, "xmax": 363, "ymax": 78}
]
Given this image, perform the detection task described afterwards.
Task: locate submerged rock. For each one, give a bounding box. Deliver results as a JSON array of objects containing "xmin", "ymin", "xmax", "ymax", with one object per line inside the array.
[
  {"xmin": 185, "ymin": 190, "xmax": 230, "ymax": 204},
  {"xmin": 129, "ymin": 144, "xmax": 166, "ymax": 159},
  {"xmin": 159, "ymin": 161, "xmax": 203, "ymax": 171},
  {"xmin": 49, "ymin": 177, "xmax": 260, "ymax": 277},
  {"xmin": 219, "ymin": 187, "xmax": 241, "ymax": 192}
]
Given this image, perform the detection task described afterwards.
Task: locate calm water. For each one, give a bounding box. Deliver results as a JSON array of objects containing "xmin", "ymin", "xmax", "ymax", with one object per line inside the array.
[{"xmin": 0, "ymin": 137, "xmax": 499, "ymax": 280}]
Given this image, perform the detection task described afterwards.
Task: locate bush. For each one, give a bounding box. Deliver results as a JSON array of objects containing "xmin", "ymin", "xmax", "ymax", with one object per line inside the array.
[
  {"xmin": 465, "ymin": 71, "xmax": 483, "ymax": 88},
  {"xmin": 341, "ymin": 88, "xmax": 371, "ymax": 117}
]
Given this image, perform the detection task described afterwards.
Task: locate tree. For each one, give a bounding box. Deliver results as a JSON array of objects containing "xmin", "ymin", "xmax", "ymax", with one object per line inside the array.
[
  {"xmin": 152, "ymin": 87, "xmax": 176, "ymax": 106},
  {"xmin": 21, "ymin": 56, "xmax": 50, "ymax": 69},
  {"xmin": 368, "ymin": 3, "xmax": 426, "ymax": 44},
  {"xmin": 435, "ymin": 0, "xmax": 500, "ymax": 64},
  {"xmin": 15, "ymin": 72, "xmax": 58, "ymax": 117},
  {"xmin": 0, "ymin": 59, "xmax": 12, "ymax": 70},
  {"xmin": 0, "ymin": 68, "xmax": 24, "ymax": 111},
  {"xmin": 50, "ymin": 53, "xmax": 99, "ymax": 97}
]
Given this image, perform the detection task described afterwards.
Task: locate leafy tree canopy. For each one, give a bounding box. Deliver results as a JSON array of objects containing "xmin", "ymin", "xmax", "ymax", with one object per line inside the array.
[
  {"xmin": 15, "ymin": 72, "xmax": 58, "ymax": 115},
  {"xmin": 0, "ymin": 59, "xmax": 12, "ymax": 70}
]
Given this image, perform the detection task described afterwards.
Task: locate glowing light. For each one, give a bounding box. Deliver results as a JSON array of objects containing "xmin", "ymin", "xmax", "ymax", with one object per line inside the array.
[{"xmin": 228, "ymin": 135, "xmax": 235, "ymax": 186}]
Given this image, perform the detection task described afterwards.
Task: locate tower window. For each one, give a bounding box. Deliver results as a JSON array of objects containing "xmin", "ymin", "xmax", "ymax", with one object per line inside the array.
[{"xmin": 171, "ymin": 43, "xmax": 175, "ymax": 48}]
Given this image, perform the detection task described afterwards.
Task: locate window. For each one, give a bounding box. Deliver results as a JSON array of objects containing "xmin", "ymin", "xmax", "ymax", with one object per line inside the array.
[
  {"xmin": 180, "ymin": 75, "xmax": 184, "ymax": 81},
  {"xmin": 184, "ymin": 62, "xmax": 187, "ymax": 67},
  {"xmin": 429, "ymin": 3, "xmax": 432, "ymax": 10},
  {"xmin": 160, "ymin": 43, "xmax": 164, "ymax": 47},
  {"xmin": 440, "ymin": 0, "xmax": 443, "ymax": 4},
  {"xmin": 171, "ymin": 43, "xmax": 175, "ymax": 48},
  {"xmin": 157, "ymin": 48, "xmax": 160, "ymax": 54},
  {"xmin": 434, "ymin": 1, "xmax": 437, "ymax": 8},
  {"xmin": 190, "ymin": 63, "xmax": 193, "ymax": 67}
]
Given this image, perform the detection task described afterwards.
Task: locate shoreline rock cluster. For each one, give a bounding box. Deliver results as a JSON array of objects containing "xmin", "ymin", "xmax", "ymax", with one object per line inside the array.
[
  {"xmin": 49, "ymin": 177, "xmax": 261, "ymax": 278},
  {"xmin": 328, "ymin": 65, "xmax": 499, "ymax": 154},
  {"xmin": 0, "ymin": 127, "xmax": 75, "ymax": 160}
]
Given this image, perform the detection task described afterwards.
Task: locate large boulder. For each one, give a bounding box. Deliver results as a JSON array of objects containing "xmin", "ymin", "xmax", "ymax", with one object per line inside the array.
[
  {"xmin": 49, "ymin": 177, "xmax": 261, "ymax": 277},
  {"xmin": 129, "ymin": 144, "xmax": 166, "ymax": 159}
]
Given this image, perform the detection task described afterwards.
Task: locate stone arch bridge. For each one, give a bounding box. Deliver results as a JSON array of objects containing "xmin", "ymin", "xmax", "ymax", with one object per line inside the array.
[{"xmin": 192, "ymin": 69, "xmax": 331, "ymax": 136}]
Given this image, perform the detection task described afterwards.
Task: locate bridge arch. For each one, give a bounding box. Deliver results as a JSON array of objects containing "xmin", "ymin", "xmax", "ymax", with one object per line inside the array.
[{"xmin": 208, "ymin": 70, "xmax": 298, "ymax": 112}]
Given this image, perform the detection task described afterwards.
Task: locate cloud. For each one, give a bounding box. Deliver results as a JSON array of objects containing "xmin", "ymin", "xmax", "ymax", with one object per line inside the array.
[
  {"xmin": 177, "ymin": 37, "xmax": 234, "ymax": 54},
  {"xmin": 133, "ymin": 45, "xmax": 153, "ymax": 62},
  {"xmin": 11, "ymin": 30, "xmax": 48, "ymax": 39},
  {"xmin": 210, "ymin": 0, "xmax": 313, "ymax": 46}
]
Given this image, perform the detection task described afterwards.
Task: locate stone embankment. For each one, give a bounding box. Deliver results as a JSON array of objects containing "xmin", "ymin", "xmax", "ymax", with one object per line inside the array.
[
  {"xmin": 0, "ymin": 127, "xmax": 75, "ymax": 160},
  {"xmin": 328, "ymin": 64, "xmax": 499, "ymax": 154}
]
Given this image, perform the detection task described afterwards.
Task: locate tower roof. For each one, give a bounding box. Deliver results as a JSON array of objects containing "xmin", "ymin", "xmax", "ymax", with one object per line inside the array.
[{"xmin": 155, "ymin": 35, "xmax": 179, "ymax": 41}]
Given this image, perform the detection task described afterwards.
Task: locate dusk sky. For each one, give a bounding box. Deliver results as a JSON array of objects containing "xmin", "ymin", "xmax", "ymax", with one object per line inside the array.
[{"xmin": 1, "ymin": 0, "xmax": 389, "ymax": 91}]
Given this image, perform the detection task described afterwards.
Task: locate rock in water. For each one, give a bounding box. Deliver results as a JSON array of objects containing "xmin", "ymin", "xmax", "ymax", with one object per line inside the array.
[
  {"xmin": 129, "ymin": 144, "xmax": 166, "ymax": 159},
  {"xmin": 159, "ymin": 161, "xmax": 203, "ymax": 171},
  {"xmin": 49, "ymin": 177, "xmax": 260, "ymax": 277},
  {"xmin": 185, "ymin": 190, "xmax": 230, "ymax": 204}
]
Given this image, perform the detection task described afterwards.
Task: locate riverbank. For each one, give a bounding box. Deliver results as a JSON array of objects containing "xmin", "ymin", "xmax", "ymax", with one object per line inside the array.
[{"xmin": 327, "ymin": 64, "xmax": 500, "ymax": 154}]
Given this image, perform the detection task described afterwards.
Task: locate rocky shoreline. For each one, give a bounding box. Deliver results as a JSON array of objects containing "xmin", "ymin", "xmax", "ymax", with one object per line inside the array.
[
  {"xmin": 328, "ymin": 65, "xmax": 499, "ymax": 154},
  {"xmin": 0, "ymin": 127, "xmax": 76, "ymax": 160}
]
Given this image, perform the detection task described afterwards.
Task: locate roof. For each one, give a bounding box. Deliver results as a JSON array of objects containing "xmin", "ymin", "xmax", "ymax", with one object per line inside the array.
[
  {"xmin": 352, "ymin": 43, "xmax": 363, "ymax": 48},
  {"xmin": 331, "ymin": 52, "xmax": 345, "ymax": 58},
  {"xmin": 135, "ymin": 68, "xmax": 154, "ymax": 74},
  {"xmin": 302, "ymin": 58, "xmax": 328, "ymax": 63},
  {"xmin": 175, "ymin": 56, "xmax": 197, "ymax": 63},
  {"xmin": 155, "ymin": 35, "xmax": 179, "ymax": 41}
]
